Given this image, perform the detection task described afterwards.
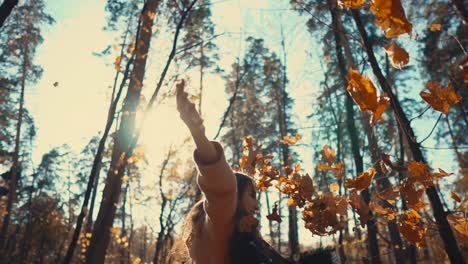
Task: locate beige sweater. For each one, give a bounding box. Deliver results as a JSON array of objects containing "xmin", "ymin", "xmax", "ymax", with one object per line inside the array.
[{"xmin": 189, "ymin": 141, "xmax": 237, "ymax": 264}]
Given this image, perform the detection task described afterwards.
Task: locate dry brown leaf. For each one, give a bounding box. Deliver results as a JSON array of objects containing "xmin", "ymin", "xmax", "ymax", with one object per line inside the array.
[{"xmin": 384, "ymin": 41, "xmax": 409, "ymax": 69}]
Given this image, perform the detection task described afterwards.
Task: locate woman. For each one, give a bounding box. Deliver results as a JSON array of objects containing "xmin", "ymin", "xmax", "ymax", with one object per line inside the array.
[{"xmin": 171, "ymin": 80, "xmax": 290, "ymax": 264}]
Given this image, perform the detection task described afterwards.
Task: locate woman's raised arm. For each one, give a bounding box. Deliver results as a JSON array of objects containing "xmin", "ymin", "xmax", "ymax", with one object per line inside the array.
[{"xmin": 176, "ymin": 80, "xmax": 237, "ymax": 227}]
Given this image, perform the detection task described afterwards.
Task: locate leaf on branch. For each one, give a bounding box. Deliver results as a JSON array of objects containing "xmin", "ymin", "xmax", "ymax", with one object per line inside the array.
[
  {"xmin": 399, "ymin": 209, "xmax": 426, "ymax": 248},
  {"xmin": 347, "ymin": 69, "xmax": 390, "ymax": 125},
  {"xmin": 370, "ymin": 0, "xmax": 412, "ymax": 38},
  {"xmin": 338, "ymin": 0, "xmax": 366, "ymax": 8},
  {"xmin": 280, "ymin": 134, "xmax": 302, "ymax": 145},
  {"xmin": 345, "ymin": 167, "xmax": 376, "ymax": 192},
  {"xmin": 266, "ymin": 203, "xmax": 282, "ymax": 223},
  {"xmin": 420, "ymin": 81, "xmax": 462, "ymax": 114},
  {"xmin": 384, "ymin": 41, "xmax": 409, "ymax": 69}
]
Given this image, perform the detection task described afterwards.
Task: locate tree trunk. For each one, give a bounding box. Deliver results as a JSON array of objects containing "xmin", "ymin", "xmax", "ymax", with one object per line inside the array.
[
  {"xmin": 84, "ymin": 1, "xmax": 161, "ymax": 263},
  {"xmin": 0, "ymin": 40, "xmax": 27, "ymax": 250},
  {"xmin": 351, "ymin": 9, "xmax": 465, "ymax": 264},
  {"xmin": 327, "ymin": 1, "xmax": 381, "ymax": 262},
  {"xmin": 0, "ymin": 0, "xmax": 18, "ymax": 28}
]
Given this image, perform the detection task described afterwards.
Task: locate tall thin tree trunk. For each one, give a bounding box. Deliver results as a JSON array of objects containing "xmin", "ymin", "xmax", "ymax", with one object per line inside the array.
[
  {"xmin": 351, "ymin": 9, "xmax": 465, "ymax": 264},
  {"xmin": 0, "ymin": 0, "xmax": 18, "ymax": 28},
  {"xmin": 84, "ymin": 1, "xmax": 161, "ymax": 263},
  {"xmin": 0, "ymin": 40, "xmax": 28, "ymax": 250},
  {"xmin": 326, "ymin": 1, "xmax": 381, "ymax": 262}
]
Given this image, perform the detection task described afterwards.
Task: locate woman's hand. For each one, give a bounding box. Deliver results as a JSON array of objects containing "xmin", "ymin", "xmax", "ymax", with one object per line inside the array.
[{"xmin": 176, "ymin": 80, "xmax": 204, "ymax": 134}]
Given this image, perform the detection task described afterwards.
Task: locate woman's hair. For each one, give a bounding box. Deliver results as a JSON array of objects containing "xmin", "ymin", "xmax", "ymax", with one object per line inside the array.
[{"xmin": 169, "ymin": 172, "xmax": 255, "ymax": 263}]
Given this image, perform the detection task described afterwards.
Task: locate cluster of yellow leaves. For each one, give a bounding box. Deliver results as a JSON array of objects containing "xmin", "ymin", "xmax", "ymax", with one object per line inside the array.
[
  {"xmin": 420, "ymin": 81, "xmax": 462, "ymax": 114},
  {"xmin": 317, "ymin": 145, "xmax": 345, "ymax": 179},
  {"xmin": 347, "ymin": 69, "xmax": 390, "ymax": 125},
  {"xmin": 280, "ymin": 134, "xmax": 302, "ymax": 145},
  {"xmin": 383, "ymin": 41, "xmax": 409, "ymax": 69},
  {"xmin": 303, "ymin": 192, "xmax": 348, "ymax": 235},
  {"xmin": 399, "ymin": 209, "xmax": 426, "ymax": 248},
  {"xmin": 77, "ymin": 232, "xmax": 92, "ymax": 260},
  {"xmin": 338, "ymin": 0, "xmax": 366, "ymax": 8},
  {"xmin": 370, "ymin": 0, "xmax": 412, "ymax": 38}
]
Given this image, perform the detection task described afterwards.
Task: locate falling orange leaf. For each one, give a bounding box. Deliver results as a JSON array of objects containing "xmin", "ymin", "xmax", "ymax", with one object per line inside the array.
[
  {"xmin": 429, "ymin": 23, "xmax": 442, "ymax": 32},
  {"xmin": 384, "ymin": 41, "xmax": 409, "ymax": 69},
  {"xmin": 399, "ymin": 209, "xmax": 426, "ymax": 248},
  {"xmin": 347, "ymin": 69, "xmax": 390, "ymax": 125},
  {"xmin": 330, "ymin": 183, "xmax": 340, "ymax": 193},
  {"xmin": 266, "ymin": 203, "xmax": 282, "ymax": 223},
  {"xmin": 370, "ymin": 0, "xmax": 412, "ymax": 38},
  {"xmin": 115, "ymin": 55, "xmax": 122, "ymax": 72},
  {"xmin": 448, "ymin": 215, "xmax": 468, "ymax": 238},
  {"xmin": 338, "ymin": 0, "xmax": 366, "ymax": 8},
  {"xmin": 451, "ymin": 191, "xmax": 462, "ymax": 203},
  {"xmin": 370, "ymin": 200, "xmax": 399, "ymax": 221},
  {"xmin": 378, "ymin": 187, "xmax": 399, "ymax": 204},
  {"xmin": 322, "ymin": 145, "xmax": 336, "ymax": 164},
  {"xmin": 400, "ymin": 181, "xmax": 427, "ymax": 210},
  {"xmin": 345, "ymin": 167, "xmax": 376, "ymax": 192},
  {"xmin": 420, "ymin": 81, "xmax": 462, "ymax": 114},
  {"xmin": 280, "ymin": 134, "xmax": 302, "ymax": 145},
  {"xmin": 432, "ymin": 168, "xmax": 453, "ymax": 179},
  {"xmin": 348, "ymin": 190, "xmax": 371, "ymax": 227}
]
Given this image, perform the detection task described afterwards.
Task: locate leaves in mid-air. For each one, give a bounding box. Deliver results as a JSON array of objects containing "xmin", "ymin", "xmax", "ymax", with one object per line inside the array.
[
  {"xmin": 420, "ymin": 81, "xmax": 462, "ymax": 114},
  {"xmin": 370, "ymin": 0, "xmax": 412, "ymax": 37},
  {"xmin": 384, "ymin": 41, "xmax": 409, "ymax": 69},
  {"xmin": 347, "ymin": 69, "xmax": 390, "ymax": 125},
  {"xmin": 345, "ymin": 167, "xmax": 376, "ymax": 192}
]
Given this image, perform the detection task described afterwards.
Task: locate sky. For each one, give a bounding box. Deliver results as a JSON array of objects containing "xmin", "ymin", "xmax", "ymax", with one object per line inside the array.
[{"xmin": 24, "ymin": 0, "xmax": 460, "ymax": 249}]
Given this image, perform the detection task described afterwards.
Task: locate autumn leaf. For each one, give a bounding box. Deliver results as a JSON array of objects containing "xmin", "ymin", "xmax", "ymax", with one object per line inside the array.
[
  {"xmin": 347, "ymin": 69, "xmax": 390, "ymax": 125},
  {"xmin": 400, "ymin": 181, "xmax": 427, "ymax": 210},
  {"xmin": 330, "ymin": 183, "xmax": 340, "ymax": 193},
  {"xmin": 377, "ymin": 187, "xmax": 399, "ymax": 204},
  {"xmin": 53, "ymin": 81, "xmax": 59, "ymax": 87},
  {"xmin": 345, "ymin": 167, "xmax": 376, "ymax": 192},
  {"xmin": 266, "ymin": 203, "xmax": 282, "ymax": 223},
  {"xmin": 407, "ymin": 161, "xmax": 432, "ymax": 187},
  {"xmin": 429, "ymin": 23, "xmax": 442, "ymax": 32},
  {"xmin": 448, "ymin": 215, "xmax": 468, "ymax": 238},
  {"xmin": 451, "ymin": 191, "xmax": 462, "ymax": 203},
  {"xmin": 280, "ymin": 134, "xmax": 302, "ymax": 145},
  {"xmin": 370, "ymin": 0, "xmax": 412, "ymax": 38},
  {"xmin": 303, "ymin": 193, "xmax": 347, "ymax": 235},
  {"xmin": 115, "ymin": 55, "xmax": 122, "ymax": 72},
  {"xmin": 338, "ymin": 0, "xmax": 366, "ymax": 8},
  {"xmin": 348, "ymin": 190, "xmax": 371, "ymax": 227},
  {"xmin": 399, "ymin": 209, "xmax": 426, "ymax": 248},
  {"xmin": 384, "ymin": 41, "xmax": 409, "ymax": 69},
  {"xmin": 322, "ymin": 145, "xmax": 336, "ymax": 164},
  {"xmin": 420, "ymin": 81, "xmax": 462, "ymax": 114},
  {"xmin": 370, "ymin": 200, "xmax": 399, "ymax": 221},
  {"xmin": 432, "ymin": 168, "xmax": 453, "ymax": 179}
]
